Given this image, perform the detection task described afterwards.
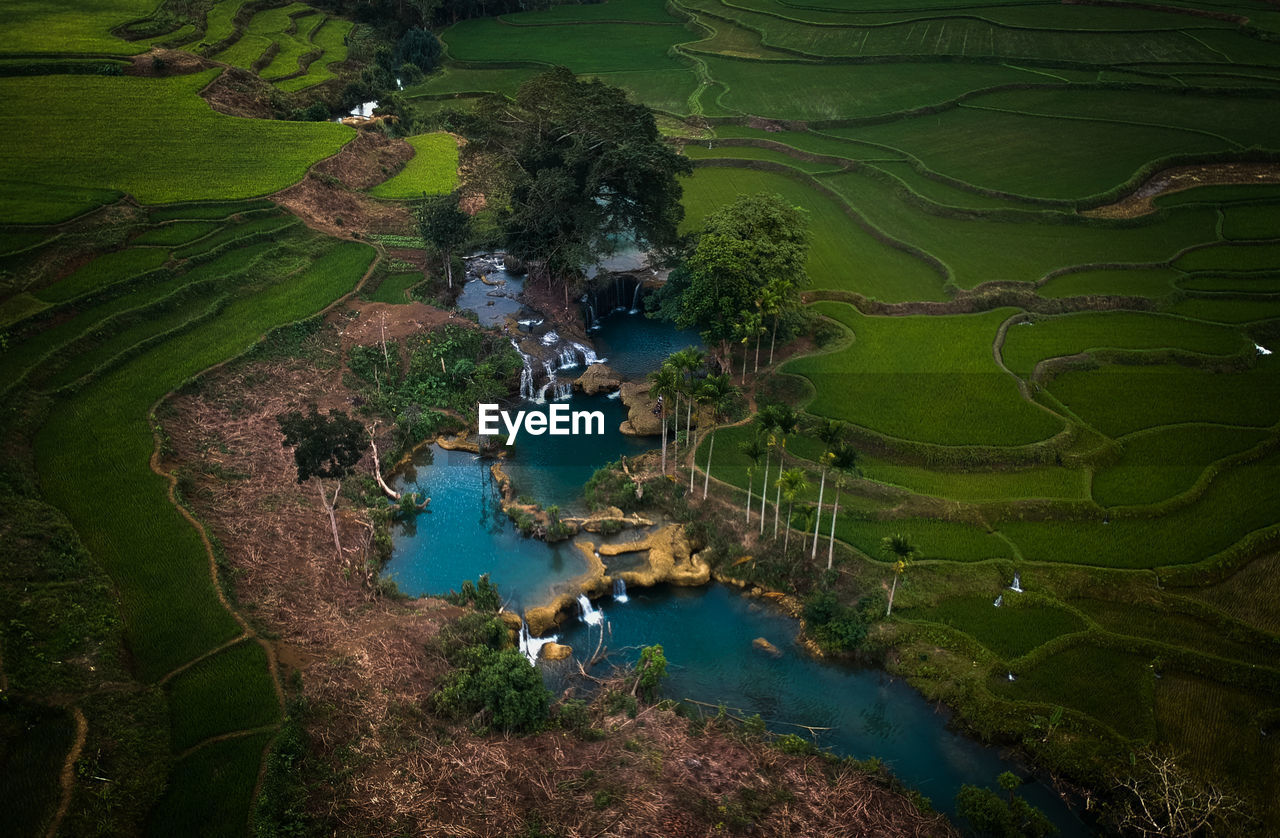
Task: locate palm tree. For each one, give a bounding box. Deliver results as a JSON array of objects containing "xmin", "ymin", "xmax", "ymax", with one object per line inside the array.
[
  {"xmin": 734, "ymin": 314, "xmax": 761, "ymax": 384},
  {"xmin": 761, "ymin": 278, "xmax": 793, "ymax": 367},
  {"xmin": 794, "ymin": 505, "xmax": 816, "ymax": 553},
  {"xmin": 769, "ymin": 404, "xmax": 798, "ymax": 538},
  {"xmin": 881, "ymin": 533, "xmax": 917, "ymax": 617},
  {"xmin": 826, "ymin": 442, "xmax": 860, "ymax": 570},
  {"xmin": 739, "ymin": 432, "xmax": 766, "ymax": 524},
  {"xmin": 756, "ymin": 406, "xmax": 779, "ymax": 535},
  {"xmin": 673, "ymin": 347, "xmax": 706, "ymax": 491},
  {"xmin": 778, "ymin": 467, "xmax": 808, "ymax": 553},
  {"xmin": 649, "ymin": 364, "xmax": 678, "ymax": 476},
  {"xmin": 699, "ymin": 374, "xmax": 738, "ymax": 499},
  {"xmin": 811, "ymin": 420, "xmax": 846, "ymax": 561}
]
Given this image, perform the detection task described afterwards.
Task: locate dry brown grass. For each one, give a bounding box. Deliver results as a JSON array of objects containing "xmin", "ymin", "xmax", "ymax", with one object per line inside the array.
[{"xmin": 160, "ymin": 318, "xmax": 956, "ymax": 838}]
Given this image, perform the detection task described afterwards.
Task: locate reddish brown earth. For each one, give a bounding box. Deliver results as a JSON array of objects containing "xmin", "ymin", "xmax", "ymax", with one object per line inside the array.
[{"xmin": 159, "ymin": 313, "xmax": 956, "ymax": 838}]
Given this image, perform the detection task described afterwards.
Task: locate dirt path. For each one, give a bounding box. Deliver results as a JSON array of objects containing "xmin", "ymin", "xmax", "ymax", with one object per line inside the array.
[
  {"xmin": 1084, "ymin": 162, "xmax": 1280, "ymax": 219},
  {"xmin": 45, "ymin": 705, "xmax": 86, "ymax": 838}
]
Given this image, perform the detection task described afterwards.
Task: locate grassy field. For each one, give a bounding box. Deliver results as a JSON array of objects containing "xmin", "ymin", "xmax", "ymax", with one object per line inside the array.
[
  {"xmin": 1038, "ymin": 267, "xmax": 1181, "ymax": 299},
  {"xmin": 999, "ymin": 311, "xmax": 1247, "ymax": 377},
  {"xmin": 275, "ymin": 17, "xmax": 353, "ymax": 92},
  {"xmin": 166, "ymin": 640, "xmax": 280, "ymax": 751},
  {"xmin": 1048, "ymin": 356, "xmax": 1280, "ymax": 438},
  {"xmin": 678, "ymin": 166, "xmax": 947, "ymax": 301},
  {"xmin": 3, "ymin": 0, "xmax": 153, "ymax": 54},
  {"xmin": 0, "ymin": 72, "xmax": 351, "ymax": 222},
  {"xmin": 820, "ymin": 169, "xmax": 1219, "ymax": 289},
  {"xmin": 33, "ymin": 248, "xmax": 170, "ymax": 304},
  {"xmin": 369, "ymin": 133, "xmax": 459, "ymax": 199},
  {"xmin": 785, "ymin": 302, "xmax": 1062, "ymax": 445},
  {"xmin": 905, "ymin": 594, "xmax": 1085, "ymax": 660},
  {"xmin": 1091, "ymin": 424, "xmax": 1271, "ymax": 507},
  {"xmin": 443, "ymin": 17, "xmax": 691, "ymax": 74},
  {"xmin": 997, "ymin": 644, "xmax": 1156, "ymax": 740}
]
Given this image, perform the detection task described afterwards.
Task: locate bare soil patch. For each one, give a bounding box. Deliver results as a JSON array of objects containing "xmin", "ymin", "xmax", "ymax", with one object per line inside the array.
[
  {"xmin": 312, "ymin": 131, "xmax": 414, "ymax": 192},
  {"xmin": 273, "ymin": 177, "xmax": 413, "ymax": 238},
  {"xmin": 125, "ymin": 48, "xmax": 208, "ymax": 77},
  {"xmin": 337, "ymin": 299, "xmax": 461, "ymax": 353},
  {"xmin": 159, "ymin": 313, "xmax": 956, "ymax": 837},
  {"xmin": 1084, "ymin": 162, "xmax": 1280, "ymax": 219},
  {"xmin": 199, "ymin": 66, "xmax": 280, "ymax": 119}
]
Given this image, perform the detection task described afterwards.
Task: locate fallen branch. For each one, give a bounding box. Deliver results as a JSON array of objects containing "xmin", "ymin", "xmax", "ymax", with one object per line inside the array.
[{"xmin": 369, "ymin": 429, "xmax": 428, "ymax": 509}]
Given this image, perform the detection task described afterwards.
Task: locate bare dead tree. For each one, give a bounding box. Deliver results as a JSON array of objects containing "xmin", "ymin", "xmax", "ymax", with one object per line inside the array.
[{"xmin": 1112, "ymin": 749, "xmax": 1250, "ymax": 837}]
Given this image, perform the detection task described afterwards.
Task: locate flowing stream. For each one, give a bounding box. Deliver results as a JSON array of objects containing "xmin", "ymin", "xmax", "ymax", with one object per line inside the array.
[{"xmin": 385, "ymin": 269, "xmax": 1090, "ymax": 834}]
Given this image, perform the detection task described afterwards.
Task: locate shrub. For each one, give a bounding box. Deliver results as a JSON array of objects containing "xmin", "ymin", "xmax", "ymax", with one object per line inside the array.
[
  {"xmin": 443, "ymin": 574, "xmax": 501, "ymax": 612},
  {"xmin": 433, "ymin": 645, "xmax": 550, "ymax": 733}
]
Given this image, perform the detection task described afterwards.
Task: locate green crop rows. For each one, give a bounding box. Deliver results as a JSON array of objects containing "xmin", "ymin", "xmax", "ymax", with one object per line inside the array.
[{"xmin": 370, "ymin": 132, "xmax": 459, "ymax": 199}]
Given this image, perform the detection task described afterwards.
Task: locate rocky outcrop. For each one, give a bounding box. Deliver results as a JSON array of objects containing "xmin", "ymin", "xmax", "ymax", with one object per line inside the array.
[
  {"xmin": 753, "ymin": 637, "xmax": 782, "ymax": 657},
  {"xmin": 541, "ymin": 642, "xmax": 573, "ymax": 661},
  {"xmin": 575, "ymin": 363, "xmax": 623, "ymax": 396},
  {"xmin": 599, "ymin": 525, "xmax": 711, "ymax": 588},
  {"xmin": 522, "ymin": 526, "xmax": 711, "ymax": 636},
  {"xmin": 619, "ymin": 381, "xmax": 662, "ymax": 436}
]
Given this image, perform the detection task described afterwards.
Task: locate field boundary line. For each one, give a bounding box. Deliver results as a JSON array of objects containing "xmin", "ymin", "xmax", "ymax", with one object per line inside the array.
[
  {"xmin": 44, "ymin": 704, "xmax": 86, "ymax": 838},
  {"xmin": 175, "ymin": 723, "xmax": 282, "ymax": 762}
]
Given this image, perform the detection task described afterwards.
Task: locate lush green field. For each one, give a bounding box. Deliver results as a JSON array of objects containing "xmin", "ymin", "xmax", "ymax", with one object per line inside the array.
[
  {"xmin": 1038, "ymin": 267, "xmax": 1181, "ymax": 299},
  {"xmin": 820, "ymin": 170, "xmax": 1219, "ymax": 289},
  {"xmin": 276, "ymin": 17, "xmax": 352, "ymax": 92},
  {"xmin": 34, "ymin": 248, "xmax": 170, "ymax": 304},
  {"xmin": 997, "ymin": 644, "xmax": 1156, "ymax": 739},
  {"xmin": 369, "ymin": 133, "xmax": 459, "ymax": 199},
  {"xmin": 905, "ymin": 594, "xmax": 1085, "ymax": 660},
  {"xmin": 0, "ymin": 72, "xmax": 351, "ymax": 222},
  {"xmin": 1091, "ymin": 424, "xmax": 1271, "ymax": 507},
  {"xmin": 444, "ymin": 17, "xmax": 691, "ymax": 73},
  {"xmin": 999, "ymin": 311, "xmax": 1247, "ymax": 377},
  {"xmin": 3, "ymin": 0, "xmax": 153, "ymax": 54},
  {"xmin": 786, "ymin": 302, "xmax": 1062, "ymax": 445},
  {"xmin": 166, "ymin": 640, "xmax": 280, "ymax": 751},
  {"xmin": 1048, "ymin": 357, "xmax": 1280, "ymax": 438},
  {"xmin": 678, "ymin": 166, "xmax": 947, "ymax": 301}
]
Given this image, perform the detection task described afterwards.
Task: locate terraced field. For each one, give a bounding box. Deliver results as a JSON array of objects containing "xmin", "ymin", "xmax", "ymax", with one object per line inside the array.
[
  {"xmin": 406, "ymin": 0, "xmax": 1273, "ymax": 822},
  {"xmin": 204, "ymin": 0, "xmax": 352, "ymax": 91}
]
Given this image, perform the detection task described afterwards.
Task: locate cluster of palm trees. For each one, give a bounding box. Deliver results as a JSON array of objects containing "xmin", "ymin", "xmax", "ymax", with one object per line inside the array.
[
  {"xmin": 737, "ymin": 406, "xmax": 862, "ymax": 569},
  {"xmin": 729, "ymin": 279, "xmax": 795, "ymax": 383},
  {"xmin": 647, "ymin": 347, "xmax": 739, "ymax": 494}
]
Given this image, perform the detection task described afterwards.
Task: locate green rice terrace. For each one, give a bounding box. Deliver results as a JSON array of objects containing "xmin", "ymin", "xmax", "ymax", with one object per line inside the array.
[{"xmin": 2, "ymin": 0, "xmax": 1280, "ymax": 835}]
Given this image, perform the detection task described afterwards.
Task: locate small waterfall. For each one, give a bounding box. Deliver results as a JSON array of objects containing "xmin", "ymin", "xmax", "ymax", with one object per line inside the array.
[
  {"xmin": 1007, "ymin": 671, "xmax": 1016, "ymax": 681},
  {"xmin": 518, "ymin": 619, "xmax": 557, "ymax": 665},
  {"xmin": 517, "ymin": 317, "xmax": 544, "ymax": 328},
  {"xmin": 511, "ymin": 339, "xmax": 535, "ymax": 401},
  {"xmin": 1257, "ymin": 343, "xmax": 1273, "ymax": 356},
  {"xmin": 571, "ymin": 341, "xmax": 605, "ymax": 366},
  {"xmin": 613, "ymin": 577, "xmax": 628, "ymax": 604},
  {"xmin": 993, "ymin": 594, "xmax": 1003, "ymax": 608},
  {"xmin": 559, "ymin": 347, "xmax": 579, "ymax": 369},
  {"xmin": 577, "ymin": 593, "xmax": 603, "ymax": 625},
  {"xmin": 1009, "ymin": 573, "xmax": 1023, "ymax": 593},
  {"xmin": 541, "ymin": 330, "xmax": 560, "ymax": 346},
  {"xmin": 629, "ymin": 280, "xmax": 643, "ymax": 314},
  {"xmin": 540, "ymin": 360, "xmax": 558, "ymax": 404},
  {"xmin": 615, "ymin": 276, "xmax": 624, "ymax": 310}
]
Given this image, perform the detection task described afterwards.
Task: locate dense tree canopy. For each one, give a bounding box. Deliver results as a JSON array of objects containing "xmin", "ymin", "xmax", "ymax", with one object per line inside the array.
[
  {"xmin": 462, "ymin": 68, "xmax": 692, "ymax": 295},
  {"xmin": 277, "ymin": 404, "xmax": 366, "ymax": 484},
  {"xmin": 656, "ymin": 192, "xmax": 809, "ymax": 359}
]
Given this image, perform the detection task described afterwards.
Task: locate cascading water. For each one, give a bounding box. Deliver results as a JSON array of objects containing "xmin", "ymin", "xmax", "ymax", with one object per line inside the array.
[
  {"xmin": 571, "ymin": 341, "xmax": 604, "ymax": 366},
  {"xmin": 577, "ymin": 593, "xmax": 603, "ymax": 625},
  {"xmin": 993, "ymin": 594, "xmax": 1004, "ymax": 608},
  {"xmin": 1010, "ymin": 573, "xmax": 1023, "ymax": 593},
  {"xmin": 613, "ymin": 577, "xmax": 629, "ymax": 604},
  {"xmin": 518, "ymin": 618, "xmax": 557, "ymax": 665},
  {"xmin": 541, "ymin": 330, "xmax": 560, "ymax": 346},
  {"xmin": 559, "ymin": 347, "xmax": 579, "ymax": 369},
  {"xmin": 629, "ymin": 281, "xmax": 644, "ymax": 314},
  {"xmin": 511, "ymin": 339, "xmax": 535, "ymax": 401}
]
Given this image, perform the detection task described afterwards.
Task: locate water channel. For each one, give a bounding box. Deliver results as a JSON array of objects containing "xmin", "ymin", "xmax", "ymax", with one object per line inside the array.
[{"xmin": 383, "ymin": 270, "xmax": 1091, "ymax": 835}]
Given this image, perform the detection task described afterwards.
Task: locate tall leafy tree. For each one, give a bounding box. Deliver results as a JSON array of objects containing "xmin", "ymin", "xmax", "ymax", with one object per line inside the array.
[
  {"xmin": 416, "ymin": 192, "xmax": 470, "ymax": 288},
  {"xmin": 277, "ymin": 404, "xmax": 366, "ymax": 560},
  {"xmin": 464, "ymin": 68, "xmax": 691, "ymax": 303},
  {"xmin": 669, "ymin": 193, "xmax": 809, "ymax": 371}
]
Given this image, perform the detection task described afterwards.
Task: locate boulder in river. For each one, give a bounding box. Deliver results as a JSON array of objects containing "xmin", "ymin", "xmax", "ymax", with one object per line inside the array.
[
  {"xmin": 575, "ymin": 363, "xmax": 622, "ymax": 396},
  {"xmin": 753, "ymin": 637, "xmax": 782, "ymax": 657},
  {"xmin": 541, "ymin": 642, "xmax": 573, "ymax": 661},
  {"xmin": 618, "ymin": 381, "xmax": 662, "ymax": 436}
]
